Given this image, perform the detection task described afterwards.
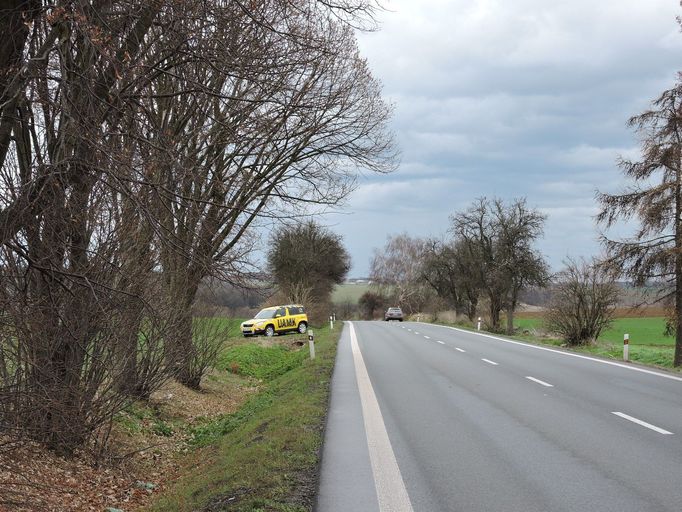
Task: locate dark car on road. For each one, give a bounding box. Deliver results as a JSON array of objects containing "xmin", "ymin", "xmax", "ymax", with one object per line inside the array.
[{"xmin": 384, "ymin": 307, "xmax": 403, "ymax": 321}]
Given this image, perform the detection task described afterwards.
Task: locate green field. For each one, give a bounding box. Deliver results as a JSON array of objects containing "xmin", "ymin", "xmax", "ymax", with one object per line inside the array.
[
  {"xmin": 515, "ymin": 316, "xmax": 671, "ymax": 346},
  {"xmin": 332, "ymin": 283, "xmax": 371, "ymax": 303},
  {"xmin": 511, "ymin": 315, "xmax": 679, "ymax": 369}
]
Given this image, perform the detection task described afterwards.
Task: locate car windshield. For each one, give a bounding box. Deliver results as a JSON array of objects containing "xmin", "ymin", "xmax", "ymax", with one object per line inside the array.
[{"xmin": 254, "ymin": 309, "xmax": 276, "ymax": 319}]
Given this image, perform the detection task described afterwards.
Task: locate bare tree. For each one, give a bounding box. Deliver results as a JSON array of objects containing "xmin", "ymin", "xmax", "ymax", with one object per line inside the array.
[
  {"xmin": 370, "ymin": 233, "xmax": 433, "ymax": 315},
  {"xmin": 598, "ymin": 81, "xmax": 682, "ymax": 366},
  {"xmin": 131, "ymin": 2, "xmax": 394, "ymax": 386},
  {"xmin": 358, "ymin": 290, "xmax": 385, "ymax": 319},
  {"xmin": 0, "ymin": 0, "xmax": 395, "ymax": 453},
  {"xmin": 421, "ymin": 239, "xmax": 479, "ymax": 321},
  {"xmin": 450, "ymin": 198, "xmax": 548, "ymax": 333},
  {"xmin": 544, "ymin": 259, "xmax": 619, "ymax": 346}
]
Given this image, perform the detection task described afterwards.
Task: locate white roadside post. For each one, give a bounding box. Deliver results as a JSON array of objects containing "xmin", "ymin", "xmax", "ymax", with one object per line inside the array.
[
  {"xmin": 477, "ymin": 317, "xmax": 482, "ymax": 331},
  {"xmin": 624, "ymin": 333, "xmax": 629, "ymax": 362},
  {"xmin": 329, "ymin": 315, "xmax": 334, "ymax": 330},
  {"xmin": 308, "ymin": 330, "xmax": 315, "ymax": 360}
]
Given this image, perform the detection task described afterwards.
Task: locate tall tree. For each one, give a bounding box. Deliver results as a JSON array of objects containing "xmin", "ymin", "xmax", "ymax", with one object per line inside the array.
[
  {"xmin": 598, "ymin": 81, "xmax": 682, "ymax": 366},
  {"xmin": 135, "ymin": 2, "xmax": 394, "ymax": 387},
  {"xmin": 421, "ymin": 239, "xmax": 479, "ymax": 321},
  {"xmin": 370, "ymin": 233, "xmax": 433, "ymax": 314},
  {"xmin": 267, "ymin": 221, "xmax": 350, "ymax": 323},
  {"xmin": 0, "ymin": 0, "xmax": 395, "ymax": 452},
  {"xmin": 450, "ymin": 198, "xmax": 548, "ymax": 333}
]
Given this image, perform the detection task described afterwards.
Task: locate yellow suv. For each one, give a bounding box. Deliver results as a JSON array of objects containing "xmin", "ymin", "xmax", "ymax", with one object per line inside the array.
[{"xmin": 241, "ymin": 305, "xmax": 308, "ymax": 337}]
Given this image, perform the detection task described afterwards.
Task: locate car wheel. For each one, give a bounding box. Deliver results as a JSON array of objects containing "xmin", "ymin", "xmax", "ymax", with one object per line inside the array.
[
  {"xmin": 265, "ymin": 325, "xmax": 275, "ymax": 337},
  {"xmin": 297, "ymin": 322, "xmax": 308, "ymax": 334}
]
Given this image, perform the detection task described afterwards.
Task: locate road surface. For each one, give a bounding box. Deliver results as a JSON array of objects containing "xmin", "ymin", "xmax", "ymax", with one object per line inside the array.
[{"xmin": 316, "ymin": 321, "xmax": 682, "ymax": 511}]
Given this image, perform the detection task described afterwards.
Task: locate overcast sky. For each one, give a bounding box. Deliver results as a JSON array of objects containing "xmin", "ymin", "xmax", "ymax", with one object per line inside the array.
[{"xmin": 319, "ymin": 0, "xmax": 682, "ymax": 277}]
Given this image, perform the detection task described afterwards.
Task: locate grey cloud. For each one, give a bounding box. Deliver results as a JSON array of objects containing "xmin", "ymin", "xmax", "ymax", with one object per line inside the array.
[{"xmin": 322, "ymin": 0, "xmax": 681, "ymax": 276}]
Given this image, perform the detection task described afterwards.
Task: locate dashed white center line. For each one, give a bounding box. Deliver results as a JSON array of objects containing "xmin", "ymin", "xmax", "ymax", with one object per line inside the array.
[
  {"xmin": 423, "ymin": 336, "xmax": 431, "ymax": 339},
  {"xmin": 525, "ymin": 376, "xmax": 554, "ymax": 388},
  {"xmin": 481, "ymin": 359, "xmax": 499, "ymax": 366},
  {"xmin": 436, "ymin": 340, "xmax": 445, "ymax": 345},
  {"xmin": 612, "ymin": 412, "xmax": 674, "ymax": 435},
  {"xmin": 455, "ymin": 348, "xmax": 466, "ymax": 353}
]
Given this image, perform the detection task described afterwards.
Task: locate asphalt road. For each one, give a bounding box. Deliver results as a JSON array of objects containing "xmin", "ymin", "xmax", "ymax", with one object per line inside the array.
[{"xmin": 315, "ymin": 321, "xmax": 682, "ymax": 512}]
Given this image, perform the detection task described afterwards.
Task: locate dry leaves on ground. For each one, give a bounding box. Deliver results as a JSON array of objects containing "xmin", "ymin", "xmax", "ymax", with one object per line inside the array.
[{"xmin": 0, "ymin": 369, "xmax": 257, "ymax": 512}]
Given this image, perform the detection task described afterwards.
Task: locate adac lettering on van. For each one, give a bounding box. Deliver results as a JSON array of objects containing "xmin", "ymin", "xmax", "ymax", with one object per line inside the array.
[{"xmin": 277, "ymin": 318, "xmax": 296, "ymax": 329}]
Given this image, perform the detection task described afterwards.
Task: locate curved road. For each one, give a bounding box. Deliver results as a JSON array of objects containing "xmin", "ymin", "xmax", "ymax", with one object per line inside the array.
[{"xmin": 316, "ymin": 321, "xmax": 682, "ymax": 511}]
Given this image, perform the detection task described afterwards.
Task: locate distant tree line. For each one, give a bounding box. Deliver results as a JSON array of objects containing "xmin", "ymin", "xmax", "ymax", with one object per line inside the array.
[{"xmin": 366, "ymin": 197, "xmax": 549, "ymax": 334}]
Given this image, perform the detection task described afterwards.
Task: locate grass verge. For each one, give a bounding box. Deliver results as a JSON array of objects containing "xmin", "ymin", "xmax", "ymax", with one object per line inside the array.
[
  {"xmin": 145, "ymin": 326, "xmax": 339, "ymax": 512},
  {"xmin": 430, "ymin": 317, "xmax": 680, "ymax": 371}
]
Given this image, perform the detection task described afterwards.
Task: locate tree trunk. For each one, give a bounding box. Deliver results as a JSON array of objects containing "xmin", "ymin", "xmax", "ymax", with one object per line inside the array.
[
  {"xmin": 506, "ymin": 306, "xmax": 514, "ymax": 335},
  {"xmin": 489, "ymin": 300, "xmax": 501, "ymax": 331},
  {"xmin": 674, "ymin": 173, "xmax": 682, "ymax": 367},
  {"xmin": 117, "ymin": 301, "xmax": 143, "ymax": 396},
  {"xmin": 167, "ymin": 276, "xmax": 201, "ymax": 389}
]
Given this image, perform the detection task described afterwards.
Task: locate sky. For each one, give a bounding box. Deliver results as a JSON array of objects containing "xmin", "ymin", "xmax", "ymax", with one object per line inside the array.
[{"xmin": 319, "ymin": 0, "xmax": 682, "ymax": 277}]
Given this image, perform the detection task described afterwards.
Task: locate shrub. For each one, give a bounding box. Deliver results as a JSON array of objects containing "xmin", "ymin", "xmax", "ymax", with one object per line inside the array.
[{"xmin": 544, "ymin": 259, "xmax": 619, "ymax": 346}]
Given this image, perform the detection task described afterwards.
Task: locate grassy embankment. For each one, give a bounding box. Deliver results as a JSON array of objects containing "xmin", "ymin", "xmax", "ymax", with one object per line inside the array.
[
  {"xmin": 512, "ymin": 314, "xmax": 676, "ymax": 369},
  {"xmin": 144, "ymin": 324, "xmax": 339, "ymax": 512}
]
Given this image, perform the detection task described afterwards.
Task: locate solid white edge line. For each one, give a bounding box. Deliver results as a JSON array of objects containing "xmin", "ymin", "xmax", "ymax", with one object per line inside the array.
[
  {"xmin": 348, "ymin": 322, "xmax": 415, "ymax": 511},
  {"xmin": 482, "ymin": 358, "xmax": 499, "ymax": 366},
  {"xmin": 612, "ymin": 412, "xmax": 674, "ymax": 435},
  {"xmin": 455, "ymin": 348, "xmax": 466, "ymax": 353},
  {"xmin": 417, "ymin": 323, "xmax": 682, "ymax": 383},
  {"xmin": 525, "ymin": 376, "xmax": 554, "ymax": 388}
]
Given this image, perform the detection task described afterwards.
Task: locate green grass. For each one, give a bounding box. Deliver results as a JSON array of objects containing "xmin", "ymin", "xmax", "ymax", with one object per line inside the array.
[
  {"xmin": 198, "ymin": 316, "xmax": 246, "ymax": 334},
  {"xmin": 598, "ymin": 317, "xmax": 672, "ymax": 346},
  {"xmin": 578, "ymin": 343, "xmax": 674, "ymax": 367},
  {"xmin": 331, "ymin": 283, "xmax": 370, "ymax": 304},
  {"xmin": 515, "ymin": 316, "xmax": 672, "ymax": 346},
  {"xmin": 511, "ymin": 315, "xmax": 678, "ymax": 369},
  {"xmin": 146, "ymin": 326, "xmax": 339, "ymax": 512},
  {"xmin": 216, "ymin": 344, "xmax": 308, "ymax": 381}
]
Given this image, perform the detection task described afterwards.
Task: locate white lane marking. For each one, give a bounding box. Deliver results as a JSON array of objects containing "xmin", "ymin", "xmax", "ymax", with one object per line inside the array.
[
  {"xmin": 348, "ymin": 323, "xmax": 415, "ymax": 511},
  {"xmin": 414, "ymin": 332, "xmax": 420, "ymax": 335},
  {"xmin": 526, "ymin": 376, "xmax": 554, "ymax": 388},
  {"xmin": 427, "ymin": 323, "xmax": 682, "ymax": 383},
  {"xmin": 436, "ymin": 340, "xmax": 445, "ymax": 345},
  {"xmin": 482, "ymin": 359, "xmax": 499, "ymax": 366},
  {"xmin": 455, "ymin": 348, "xmax": 466, "ymax": 353},
  {"xmin": 612, "ymin": 412, "xmax": 674, "ymax": 435},
  {"xmin": 423, "ymin": 336, "xmax": 431, "ymax": 339}
]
